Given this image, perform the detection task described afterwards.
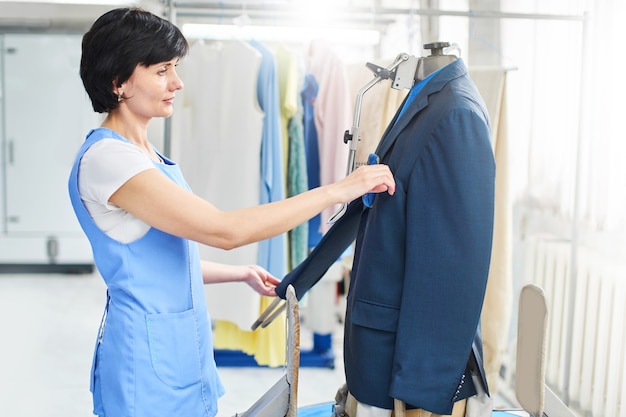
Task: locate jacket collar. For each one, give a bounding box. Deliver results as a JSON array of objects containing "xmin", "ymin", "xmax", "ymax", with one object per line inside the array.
[{"xmin": 375, "ymin": 58, "xmax": 469, "ymax": 161}]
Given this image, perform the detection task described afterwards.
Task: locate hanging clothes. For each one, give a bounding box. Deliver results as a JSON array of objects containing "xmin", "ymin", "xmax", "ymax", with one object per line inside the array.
[
  {"xmin": 174, "ymin": 40, "xmax": 286, "ymax": 367},
  {"xmin": 249, "ymin": 39, "xmax": 288, "ymax": 281},
  {"xmin": 276, "ymin": 45, "xmax": 299, "ymax": 191},
  {"xmin": 210, "ymin": 40, "xmax": 288, "ymax": 368},
  {"xmin": 175, "ymin": 40, "xmax": 264, "ymax": 330},
  {"xmin": 279, "ymin": 46, "xmax": 309, "ymax": 269},
  {"xmin": 301, "ymin": 73, "xmax": 323, "ymax": 248},
  {"xmin": 306, "ymin": 39, "xmax": 352, "ymax": 235}
]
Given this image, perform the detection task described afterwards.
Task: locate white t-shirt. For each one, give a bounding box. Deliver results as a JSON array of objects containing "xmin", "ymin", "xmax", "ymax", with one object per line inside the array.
[{"xmin": 78, "ymin": 138, "xmax": 158, "ymax": 243}]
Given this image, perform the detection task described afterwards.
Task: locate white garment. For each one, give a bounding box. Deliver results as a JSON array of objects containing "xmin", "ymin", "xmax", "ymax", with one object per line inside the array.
[
  {"xmin": 355, "ymin": 402, "xmax": 392, "ymax": 417},
  {"xmin": 175, "ymin": 40, "xmax": 265, "ymax": 329},
  {"xmin": 78, "ymin": 138, "xmax": 157, "ymax": 243}
]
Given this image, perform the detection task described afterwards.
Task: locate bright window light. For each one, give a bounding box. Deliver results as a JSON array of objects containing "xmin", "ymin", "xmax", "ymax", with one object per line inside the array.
[
  {"xmin": 0, "ymin": 0, "xmax": 136, "ymax": 4},
  {"xmin": 182, "ymin": 23, "xmax": 381, "ymax": 46}
]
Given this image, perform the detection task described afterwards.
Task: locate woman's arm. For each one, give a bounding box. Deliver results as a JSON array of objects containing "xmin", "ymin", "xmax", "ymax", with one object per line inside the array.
[
  {"xmin": 109, "ymin": 163, "xmax": 395, "ymax": 249},
  {"xmin": 200, "ymin": 260, "xmax": 280, "ymax": 296}
]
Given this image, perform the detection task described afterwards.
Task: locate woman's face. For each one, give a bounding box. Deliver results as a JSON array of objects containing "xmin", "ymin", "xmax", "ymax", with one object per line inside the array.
[{"xmin": 119, "ymin": 58, "xmax": 183, "ymax": 119}]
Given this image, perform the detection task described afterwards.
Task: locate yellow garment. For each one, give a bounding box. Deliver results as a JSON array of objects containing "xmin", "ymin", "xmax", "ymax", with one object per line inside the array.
[
  {"xmin": 276, "ymin": 45, "xmax": 300, "ymax": 188},
  {"xmin": 213, "ymin": 296, "xmax": 286, "ymax": 367}
]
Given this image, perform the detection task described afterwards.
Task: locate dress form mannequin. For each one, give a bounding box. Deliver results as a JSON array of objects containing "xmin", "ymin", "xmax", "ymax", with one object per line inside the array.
[{"xmin": 415, "ymin": 42, "xmax": 458, "ymax": 82}]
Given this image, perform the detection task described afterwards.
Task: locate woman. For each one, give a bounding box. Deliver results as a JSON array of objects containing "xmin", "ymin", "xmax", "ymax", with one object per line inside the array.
[{"xmin": 68, "ymin": 7, "xmax": 395, "ymax": 417}]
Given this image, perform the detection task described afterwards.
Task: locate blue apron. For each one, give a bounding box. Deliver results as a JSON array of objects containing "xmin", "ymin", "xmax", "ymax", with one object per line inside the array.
[{"xmin": 68, "ymin": 128, "xmax": 224, "ymax": 417}]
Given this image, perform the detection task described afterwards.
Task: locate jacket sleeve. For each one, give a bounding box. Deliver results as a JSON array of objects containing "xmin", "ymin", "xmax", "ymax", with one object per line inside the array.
[
  {"xmin": 389, "ymin": 106, "xmax": 495, "ymax": 414},
  {"xmin": 276, "ymin": 199, "xmax": 364, "ymax": 299}
]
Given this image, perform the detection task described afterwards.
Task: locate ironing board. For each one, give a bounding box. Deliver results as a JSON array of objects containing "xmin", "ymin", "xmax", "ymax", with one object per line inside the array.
[
  {"xmin": 512, "ymin": 284, "xmax": 576, "ymax": 417},
  {"xmin": 235, "ymin": 285, "xmax": 300, "ymax": 417}
]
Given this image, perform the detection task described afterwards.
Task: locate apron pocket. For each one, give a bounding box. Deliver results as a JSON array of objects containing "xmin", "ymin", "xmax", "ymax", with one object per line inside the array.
[{"xmin": 146, "ymin": 309, "xmax": 202, "ymax": 389}]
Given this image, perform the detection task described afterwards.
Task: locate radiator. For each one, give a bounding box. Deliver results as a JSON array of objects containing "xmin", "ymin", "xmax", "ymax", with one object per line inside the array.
[{"xmin": 516, "ymin": 236, "xmax": 626, "ymax": 417}]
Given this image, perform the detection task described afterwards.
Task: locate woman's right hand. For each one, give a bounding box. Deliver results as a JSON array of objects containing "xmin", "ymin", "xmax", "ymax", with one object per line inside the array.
[{"xmin": 330, "ymin": 164, "xmax": 396, "ymax": 204}]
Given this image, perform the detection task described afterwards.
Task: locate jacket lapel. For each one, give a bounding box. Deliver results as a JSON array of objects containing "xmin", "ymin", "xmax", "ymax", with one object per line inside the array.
[{"xmin": 375, "ymin": 58, "xmax": 468, "ymax": 161}]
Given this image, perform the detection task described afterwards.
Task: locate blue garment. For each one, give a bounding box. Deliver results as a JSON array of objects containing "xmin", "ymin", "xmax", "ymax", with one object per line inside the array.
[
  {"xmin": 250, "ymin": 40, "xmax": 287, "ymax": 278},
  {"xmin": 68, "ymin": 128, "xmax": 224, "ymax": 417},
  {"xmin": 301, "ymin": 73, "xmax": 323, "ymax": 248}
]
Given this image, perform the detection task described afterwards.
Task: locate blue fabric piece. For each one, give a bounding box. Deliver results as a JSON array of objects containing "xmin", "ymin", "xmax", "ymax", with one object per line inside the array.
[
  {"xmin": 296, "ymin": 404, "xmax": 524, "ymax": 417},
  {"xmin": 362, "ymin": 153, "xmax": 380, "ymax": 208},
  {"xmin": 68, "ymin": 128, "xmax": 224, "ymax": 417},
  {"xmin": 297, "ymin": 402, "xmax": 334, "ymax": 417},
  {"xmin": 301, "ymin": 73, "xmax": 323, "ymax": 248},
  {"xmin": 250, "ymin": 40, "xmax": 287, "ymax": 278}
]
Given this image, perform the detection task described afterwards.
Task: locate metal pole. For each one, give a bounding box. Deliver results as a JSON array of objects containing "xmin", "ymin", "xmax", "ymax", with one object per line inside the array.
[{"xmin": 171, "ymin": 3, "xmax": 586, "ymax": 22}]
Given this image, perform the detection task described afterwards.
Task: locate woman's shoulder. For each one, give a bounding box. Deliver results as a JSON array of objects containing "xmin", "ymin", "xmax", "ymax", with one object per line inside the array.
[
  {"xmin": 81, "ymin": 138, "xmax": 154, "ymax": 180},
  {"xmin": 83, "ymin": 137, "xmax": 145, "ymax": 163}
]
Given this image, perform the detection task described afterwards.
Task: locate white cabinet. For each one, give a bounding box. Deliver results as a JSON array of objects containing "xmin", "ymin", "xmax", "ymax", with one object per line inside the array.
[{"xmin": 0, "ymin": 33, "xmax": 99, "ymax": 271}]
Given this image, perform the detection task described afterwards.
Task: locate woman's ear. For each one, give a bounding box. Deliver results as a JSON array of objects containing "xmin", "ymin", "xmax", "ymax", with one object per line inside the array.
[{"xmin": 112, "ymin": 79, "xmax": 124, "ymax": 103}]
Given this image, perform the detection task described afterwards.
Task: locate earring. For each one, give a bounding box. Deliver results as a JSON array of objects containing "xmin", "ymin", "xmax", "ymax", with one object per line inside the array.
[{"xmin": 117, "ymin": 91, "xmax": 123, "ymax": 102}]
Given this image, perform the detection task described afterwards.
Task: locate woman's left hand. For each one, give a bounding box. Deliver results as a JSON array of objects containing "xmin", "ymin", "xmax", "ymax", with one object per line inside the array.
[{"xmin": 244, "ymin": 265, "xmax": 281, "ymax": 296}]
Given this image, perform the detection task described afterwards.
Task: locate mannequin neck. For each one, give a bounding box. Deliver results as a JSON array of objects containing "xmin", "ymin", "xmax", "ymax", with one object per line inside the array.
[{"xmin": 414, "ymin": 54, "xmax": 457, "ymax": 82}]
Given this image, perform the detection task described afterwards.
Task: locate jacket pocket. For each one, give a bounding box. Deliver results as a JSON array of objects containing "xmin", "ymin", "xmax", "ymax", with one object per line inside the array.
[
  {"xmin": 146, "ymin": 309, "xmax": 201, "ymax": 389},
  {"xmin": 350, "ymin": 298, "xmax": 399, "ymax": 332}
]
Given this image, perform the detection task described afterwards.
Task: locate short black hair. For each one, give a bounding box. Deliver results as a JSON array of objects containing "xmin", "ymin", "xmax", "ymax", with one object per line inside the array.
[{"xmin": 80, "ymin": 7, "xmax": 189, "ymax": 113}]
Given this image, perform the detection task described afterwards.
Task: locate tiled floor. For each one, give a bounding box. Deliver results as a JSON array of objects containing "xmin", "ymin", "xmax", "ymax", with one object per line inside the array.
[
  {"xmin": 0, "ymin": 271, "xmax": 347, "ymax": 417},
  {"xmin": 0, "ymin": 271, "xmax": 513, "ymax": 417}
]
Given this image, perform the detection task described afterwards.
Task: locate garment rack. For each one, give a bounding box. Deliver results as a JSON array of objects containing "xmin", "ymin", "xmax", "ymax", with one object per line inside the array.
[
  {"xmin": 166, "ymin": 2, "xmax": 586, "ymax": 23},
  {"xmin": 163, "ymin": 1, "xmax": 586, "ymax": 156}
]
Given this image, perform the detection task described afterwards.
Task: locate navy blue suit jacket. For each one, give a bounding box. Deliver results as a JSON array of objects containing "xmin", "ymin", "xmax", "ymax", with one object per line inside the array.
[{"xmin": 277, "ymin": 58, "xmax": 495, "ymax": 415}]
